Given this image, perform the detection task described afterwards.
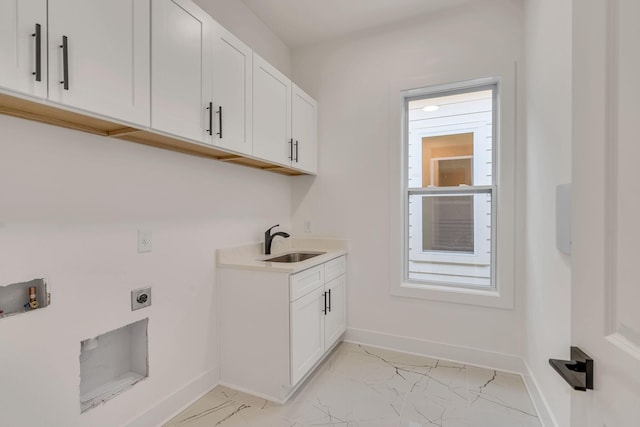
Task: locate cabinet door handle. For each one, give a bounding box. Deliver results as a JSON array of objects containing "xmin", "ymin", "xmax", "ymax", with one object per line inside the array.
[
  {"xmin": 328, "ymin": 289, "xmax": 331, "ymax": 312},
  {"xmin": 323, "ymin": 291, "xmax": 328, "ymax": 315},
  {"xmin": 294, "ymin": 140, "xmax": 299, "ymax": 163},
  {"xmin": 60, "ymin": 36, "xmax": 69, "ymax": 90},
  {"xmin": 32, "ymin": 23, "xmax": 42, "ymax": 82},
  {"xmin": 216, "ymin": 106, "xmax": 223, "ymax": 139},
  {"xmin": 288, "ymin": 138, "xmax": 293, "ymax": 160},
  {"xmin": 206, "ymin": 102, "xmax": 213, "ymax": 136}
]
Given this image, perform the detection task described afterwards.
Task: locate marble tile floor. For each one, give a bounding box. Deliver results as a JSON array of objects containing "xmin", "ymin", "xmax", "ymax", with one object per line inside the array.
[{"xmin": 164, "ymin": 342, "xmax": 542, "ymax": 427}]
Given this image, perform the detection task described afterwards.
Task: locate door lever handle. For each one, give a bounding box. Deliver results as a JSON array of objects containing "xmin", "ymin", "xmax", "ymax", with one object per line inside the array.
[{"xmin": 549, "ymin": 346, "xmax": 593, "ymax": 391}]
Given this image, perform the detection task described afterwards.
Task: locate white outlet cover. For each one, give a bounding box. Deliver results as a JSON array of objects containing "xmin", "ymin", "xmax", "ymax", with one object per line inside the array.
[{"xmin": 137, "ymin": 230, "xmax": 152, "ymax": 253}]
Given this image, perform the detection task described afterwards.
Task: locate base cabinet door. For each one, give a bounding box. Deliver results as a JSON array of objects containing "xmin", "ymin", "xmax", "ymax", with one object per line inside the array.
[
  {"xmin": 47, "ymin": 0, "xmax": 150, "ymax": 125},
  {"xmin": 211, "ymin": 21, "xmax": 252, "ymax": 154},
  {"xmin": 0, "ymin": 0, "xmax": 47, "ymax": 98},
  {"xmin": 324, "ymin": 275, "xmax": 346, "ymax": 349},
  {"xmin": 151, "ymin": 0, "xmax": 212, "ymax": 142},
  {"xmin": 290, "ymin": 286, "xmax": 325, "ymax": 385}
]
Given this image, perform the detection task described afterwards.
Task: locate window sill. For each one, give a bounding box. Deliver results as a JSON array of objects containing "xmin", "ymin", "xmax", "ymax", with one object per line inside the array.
[{"xmin": 391, "ymin": 281, "xmax": 514, "ymax": 309}]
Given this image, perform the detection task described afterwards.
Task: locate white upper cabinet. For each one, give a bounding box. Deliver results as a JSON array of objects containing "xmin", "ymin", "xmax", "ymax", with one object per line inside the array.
[
  {"xmin": 0, "ymin": 0, "xmax": 47, "ymax": 99},
  {"xmin": 0, "ymin": 0, "xmax": 317, "ymax": 175},
  {"xmin": 253, "ymin": 53, "xmax": 318, "ymax": 173},
  {"xmin": 151, "ymin": 0, "xmax": 212, "ymax": 143},
  {"xmin": 291, "ymin": 84, "xmax": 318, "ymax": 174},
  {"xmin": 252, "ymin": 53, "xmax": 292, "ymax": 166},
  {"xmin": 211, "ymin": 21, "xmax": 252, "ymax": 154},
  {"xmin": 47, "ymin": 0, "xmax": 150, "ymax": 126}
]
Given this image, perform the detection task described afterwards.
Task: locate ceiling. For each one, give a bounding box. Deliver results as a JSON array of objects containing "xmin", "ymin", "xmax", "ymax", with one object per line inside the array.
[{"xmin": 240, "ymin": 0, "xmax": 484, "ymax": 48}]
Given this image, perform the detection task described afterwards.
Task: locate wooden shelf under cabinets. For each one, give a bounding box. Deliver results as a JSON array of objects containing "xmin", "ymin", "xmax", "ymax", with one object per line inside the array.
[{"xmin": 0, "ymin": 92, "xmax": 305, "ymax": 176}]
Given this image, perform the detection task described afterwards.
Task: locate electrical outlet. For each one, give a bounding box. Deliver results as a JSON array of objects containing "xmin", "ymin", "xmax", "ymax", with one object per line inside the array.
[
  {"xmin": 304, "ymin": 220, "xmax": 312, "ymax": 233},
  {"xmin": 137, "ymin": 230, "xmax": 152, "ymax": 253},
  {"xmin": 131, "ymin": 287, "xmax": 151, "ymax": 311}
]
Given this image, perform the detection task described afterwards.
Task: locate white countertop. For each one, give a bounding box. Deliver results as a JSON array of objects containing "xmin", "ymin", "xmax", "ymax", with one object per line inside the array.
[{"xmin": 217, "ymin": 238, "xmax": 348, "ymax": 274}]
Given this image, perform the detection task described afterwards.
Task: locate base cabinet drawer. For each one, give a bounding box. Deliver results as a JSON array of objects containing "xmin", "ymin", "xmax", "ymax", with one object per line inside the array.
[{"xmin": 290, "ymin": 264, "xmax": 324, "ymax": 301}]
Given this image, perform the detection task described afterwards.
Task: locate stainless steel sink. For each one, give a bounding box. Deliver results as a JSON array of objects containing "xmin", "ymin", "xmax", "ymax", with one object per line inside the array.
[{"xmin": 264, "ymin": 252, "xmax": 325, "ymax": 263}]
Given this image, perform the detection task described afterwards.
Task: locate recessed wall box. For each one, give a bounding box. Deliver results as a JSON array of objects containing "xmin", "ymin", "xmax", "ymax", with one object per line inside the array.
[
  {"xmin": 79, "ymin": 318, "xmax": 149, "ymax": 412},
  {"xmin": 0, "ymin": 278, "xmax": 50, "ymax": 319}
]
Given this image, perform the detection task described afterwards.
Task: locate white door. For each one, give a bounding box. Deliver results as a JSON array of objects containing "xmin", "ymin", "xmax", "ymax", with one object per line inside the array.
[
  {"xmin": 252, "ymin": 53, "xmax": 291, "ymax": 166},
  {"xmin": 290, "ymin": 287, "xmax": 325, "ymax": 385},
  {"xmin": 324, "ymin": 275, "xmax": 346, "ymax": 350},
  {"xmin": 211, "ymin": 21, "xmax": 252, "ymax": 154},
  {"xmin": 291, "ymin": 83, "xmax": 318, "ymax": 174},
  {"xmin": 571, "ymin": 0, "xmax": 640, "ymax": 425},
  {"xmin": 151, "ymin": 0, "xmax": 212, "ymax": 143},
  {"xmin": 0, "ymin": 0, "xmax": 47, "ymax": 98},
  {"xmin": 47, "ymin": 0, "xmax": 150, "ymax": 126}
]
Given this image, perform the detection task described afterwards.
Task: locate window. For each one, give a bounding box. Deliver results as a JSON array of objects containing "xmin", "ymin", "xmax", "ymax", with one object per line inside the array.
[
  {"xmin": 390, "ymin": 74, "xmax": 515, "ymax": 309},
  {"xmin": 406, "ymin": 86, "xmax": 496, "ymax": 289}
]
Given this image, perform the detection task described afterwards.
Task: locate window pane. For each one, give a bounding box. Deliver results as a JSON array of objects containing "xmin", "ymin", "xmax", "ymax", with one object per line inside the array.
[
  {"xmin": 422, "ymin": 195, "xmax": 474, "ymax": 252},
  {"xmin": 407, "ymin": 89, "xmax": 493, "ymax": 188},
  {"xmin": 408, "ymin": 191, "xmax": 492, "ymax": 287}
]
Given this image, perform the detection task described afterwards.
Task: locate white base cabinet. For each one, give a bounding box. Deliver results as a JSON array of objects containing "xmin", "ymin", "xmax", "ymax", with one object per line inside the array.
[{"xmin": 219, "ymin": 255, "xmax": 346, "ymax": 402}]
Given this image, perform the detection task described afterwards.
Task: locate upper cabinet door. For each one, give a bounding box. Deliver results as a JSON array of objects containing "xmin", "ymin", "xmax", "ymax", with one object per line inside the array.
[
  {"xmin": 211, "ymin": 21, "xmax": 252, "ymax": 155},
  {"xmin": 291, "ymin": 84, "xmax": 318, "ymax": 174},
  {"xmin": 0, "ymin": 0, "xmax": 47, "ymax": 99},
  {"xmin": 151, "ymin": 0, "xmax": 212, "ymax": 143},
  {"xmin": 252, "ymin": 53, "xmax": 291, "ymax": 166},
  {"xmin": 47, "ymin": 0, "xmax": 150, "ymax": 126}
]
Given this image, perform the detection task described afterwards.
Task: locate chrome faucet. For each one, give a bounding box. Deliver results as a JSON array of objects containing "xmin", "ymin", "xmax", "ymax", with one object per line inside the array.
[{"xmin": 265, "ymin": 224, "xmax": 290, "ymax": 255}]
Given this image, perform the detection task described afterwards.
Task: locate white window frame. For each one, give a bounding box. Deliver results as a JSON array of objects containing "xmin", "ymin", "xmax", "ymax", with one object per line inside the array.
[{"xmin": 389, "ymin": 73, "xmax": 516, "ymax": 309}]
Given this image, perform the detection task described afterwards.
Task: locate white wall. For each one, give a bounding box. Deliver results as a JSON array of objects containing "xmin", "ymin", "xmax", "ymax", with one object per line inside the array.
[
  {"xmin": 194, "ymin": 0, "xmax": 292, "ymax": 77},
  {"xmin": 0, "ymin": 2, "xmax": 293, "ymax": 425},
  {"xmin": 523, "ymin": 0, "xmax": 572, "ymax": 425},
  {"xmin": 0, "ymin": 116, "xmax": 291, "ymax": 427},
  {"xmin": 290, "ymin": 0, "xmax": 525, "ymax": 357}
]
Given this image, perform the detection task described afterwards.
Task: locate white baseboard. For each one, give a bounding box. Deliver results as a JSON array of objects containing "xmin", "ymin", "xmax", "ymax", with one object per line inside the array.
[
  {"xmin": 123, "ymin": 368, "xmax": 219, "ymax": 427},
  {"xmin": 521, "ymin": 360, "xmax": 559, "ymax": 427},
  {"xmin": 345, "ymin": 328, "xmax": 558, "ymax": 427},
  {"xmin": 345, "ymin": 327, "xmax": 526, "ymax": 373}
]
